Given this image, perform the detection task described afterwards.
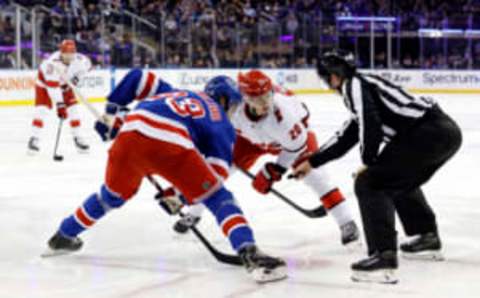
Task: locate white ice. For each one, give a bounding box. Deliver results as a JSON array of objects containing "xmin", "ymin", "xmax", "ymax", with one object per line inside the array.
[{"xmin": 0, "ymin": 94, "xmax": 478, "ymax": 298}]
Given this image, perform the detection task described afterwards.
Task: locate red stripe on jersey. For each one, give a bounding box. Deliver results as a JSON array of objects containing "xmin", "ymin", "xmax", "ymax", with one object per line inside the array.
[
  {"xmin": 70, "ymin": 120, "xmax": 81, "ymax": 127},
  {"xmin": 320, "ymin": 188, "xmax": 345, "ymax": 210},
  {"xmin": 75, "ymin": 207, "xmax": 94, "ymax": 227},
  {"xmin": 136, "ymin": 72, "xmax": 155, "ymax": 100},
  {"xmin": 222, "ymin": 215, "xmax": 247, "ymax": 236},
  {"xmin": 32, "ymin": 119, "xmax": 43, "ymax": 128},
  {"xmin": 125, "ymin": 114, "xmax": 191, "ymax": 140},
  {"xmin": 38, "ymin": 70, "xmax": 60, "ymax": 88},
  {"xmin": 210, "ymin": 164, "xmax": 229, "ymax": 179}
]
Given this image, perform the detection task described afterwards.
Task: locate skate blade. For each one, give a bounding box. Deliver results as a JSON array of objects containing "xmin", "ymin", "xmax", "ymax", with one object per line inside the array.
[
  {"xmin": 402, "ymin": 250, "xmax": 444, "ymax": 261},
  {"xmin": 351, "ymin": 269, "xmax": 398, "ymax": 284},
  {"xmin": 40, "ymin": 247, "xmax": 76, "ymax": 258},
  {"xmin": 251, "ymin": 265, "xmax": 288, "ymax": 284}
]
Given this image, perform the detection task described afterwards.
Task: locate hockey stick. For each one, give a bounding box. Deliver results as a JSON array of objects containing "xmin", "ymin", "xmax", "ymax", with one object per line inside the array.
[
  {"xmin": 146, "ymin": 175, "xmax": 243, "ymax": 266},
  {"xmin": 53, "ymin": 119, "xmax": 64, "ymax": 161},
  {"xmin": 65, "ymin": 81, "xmax": 104, "ymax": 121},
  {"xmin": 240, "ymin": 169, "xmax": 327, "ymax": 218},
  {"xmin": 66, "ymin": 84, "xmax": 240, "ymax": 265}
]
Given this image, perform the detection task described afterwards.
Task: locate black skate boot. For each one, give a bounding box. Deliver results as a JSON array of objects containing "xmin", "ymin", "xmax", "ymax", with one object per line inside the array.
[
  {"xmin": 27, "ymin": 137, "xmax": 40, "ymax": 155},
  {"xmin": 73, "ymin": 136, "xmax": 89, "ymax": 153},
  {"xmin": 400, "ymin": 232, "xmax": 444, "ymax": 261},
  {"xmin": 351, "ymin": 250, "xmax": 398, "ymax": 284},
  {"xmin": 41, "ymin": 231, "xmax": 83, "ymax": 257},
  {"xmin": 239, "ymin": 245, "xmax": 287, "ymax": 283},
  {"xmin": 173, "ymin": 214, "xmax": 201, "ymax": 234},
  {"xmin": 341, "ymin": 220, "xmax": 360, "ymax": 246}
]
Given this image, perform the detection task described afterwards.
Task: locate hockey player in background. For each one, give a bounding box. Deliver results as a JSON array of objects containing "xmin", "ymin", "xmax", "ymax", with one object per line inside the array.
[
  {"xmin": 292, "ymin": 50, "xmax": 462, "ymax": 284},
  {"xmin": 44, "ymin": 88, "xmax": 287, "ymax": 283},
  {"xmin": 28, "ymin": 39, "xmax": 92, "ymax": 154},
  {"xmin": 174, "ymin": 72, "xmax": 360, "ymax": 247},
  {"xmin": 93, "ymin": 68, "xmax": 174, "ymax": 141}
]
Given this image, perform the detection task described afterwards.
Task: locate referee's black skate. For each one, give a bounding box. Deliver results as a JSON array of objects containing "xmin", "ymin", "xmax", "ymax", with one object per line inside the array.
[
  {"xmin": 173, "ymin": 214, "xmax": 201, "ymax": 234},
  {"xmin": 239, "ymin": 245, "xmax": 287, "ymax": 283},
  {"xmin": 41, "ymin": 231, "xmax": 83, "ymax": 257},
  {"xmin": 351, "ymin": 250, "xmax": 398, "ymax": 284},
  {"xmin": 400, "ymin": 232, "xmax": 444, "ymax": 261}
]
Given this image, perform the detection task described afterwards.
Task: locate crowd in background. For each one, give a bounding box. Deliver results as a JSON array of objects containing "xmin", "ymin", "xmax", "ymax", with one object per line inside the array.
[{"xmin": 1, "ymin": 0, "xmax": 480, "ymax": 69}]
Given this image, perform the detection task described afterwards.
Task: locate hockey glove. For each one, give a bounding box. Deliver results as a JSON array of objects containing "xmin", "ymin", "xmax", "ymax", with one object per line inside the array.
[
  {"xmin": 94, "ymin": 103, "xmax": 125, "ymax": 141},
  {"xmin": 252, "ymin": 162, "xmax": 287, "ymax": 194},
  {"xmin": 154, "ymin": 187, "xmax": 185, "ymax": 215},
  {"xmin": 56, "ymin": 102, "xmax": 68, "ymax": 119},
  {"xmin": 94, "ymin": 117, "xmax": 123, "ymax": 141}
]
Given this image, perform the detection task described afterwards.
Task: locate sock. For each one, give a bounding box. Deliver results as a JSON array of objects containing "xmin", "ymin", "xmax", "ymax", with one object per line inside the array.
[
  {"xmin": 59, "ymin": 185, "xmax": 126, "ymax": 237},
  {"xmin": 30, "ymin": 105, "xmax": 49, "ymax": 139},
  {"xmin": 321, "ymin": 189, "xmax": 353, "ymax": 226},
  {"xmin": 203, "ymin": 187, "xmax": 255, "ymax": 252},
  {"xmin": 67, "ymin": 104, "xmax": 82, "ymax": 138}
]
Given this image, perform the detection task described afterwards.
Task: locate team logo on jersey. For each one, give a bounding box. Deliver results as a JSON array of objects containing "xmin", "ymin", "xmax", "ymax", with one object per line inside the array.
[{"xmin": 202, "ymin": 181, "xmax": 212, "ymax": 190}]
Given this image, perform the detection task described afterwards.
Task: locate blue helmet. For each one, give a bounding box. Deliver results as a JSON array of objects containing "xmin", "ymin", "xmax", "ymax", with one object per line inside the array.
[{"xmin": 204, "ymin": 75, "xmax": 242, "ymax": 111}]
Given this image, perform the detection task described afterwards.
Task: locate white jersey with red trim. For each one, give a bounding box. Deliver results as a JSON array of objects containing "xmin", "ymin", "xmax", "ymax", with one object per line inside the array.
[
  {"xmin": 36, "ymin": 51, "xmax": 91, "ymax": 103},
  {"xmin": 231, "ymin": 91, "xmax": 310, "ymax": 169}
]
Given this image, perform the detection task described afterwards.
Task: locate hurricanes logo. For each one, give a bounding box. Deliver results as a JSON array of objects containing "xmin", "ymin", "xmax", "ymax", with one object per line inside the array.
[{"xmin": 202, "ymin": 181, "xmax": 212, "ymax": 190}]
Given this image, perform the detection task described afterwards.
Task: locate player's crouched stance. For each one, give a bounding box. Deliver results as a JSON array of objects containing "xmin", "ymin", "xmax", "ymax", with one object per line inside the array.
[
  {"xmin": 43, "ymin": 88, "xmax": 287, "ymax": 283},
  {"xmin": 175, "ymin": 72, "xmax": 360, "ymax": 248}
]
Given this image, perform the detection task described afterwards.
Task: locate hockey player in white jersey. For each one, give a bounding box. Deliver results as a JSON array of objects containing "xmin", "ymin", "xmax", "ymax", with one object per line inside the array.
[
  {"xmin": 175, "ymin": 72, "xmax": 360, "ymax": 247},
  {"xmin": 27, "ymin": 39, "xmax": 92, "ymax": 154}
]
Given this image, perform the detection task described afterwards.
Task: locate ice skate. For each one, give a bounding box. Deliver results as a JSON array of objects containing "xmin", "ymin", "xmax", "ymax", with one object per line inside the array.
[
  {"xmin": 401, "ymin": 232, "xmax": 444, "ymax": 261},
  {"xmin": 41, "ymin": 231, "xmax": 83, "ymax": 257},
  {"xmin": 239, "ymin": 245, "xmax": 287, "ymax": 283},
  {"xmin": 173, "ymin": 213, "xmax": 201, "ymax": 234},
  {"xmin": 73, "ymin": 136, "xmax": 89, "ymax": 153},
  {"xmin": 27, "ymin": 137, "xmax": 40, "ymax": 155},
  {"xmin": 351, "ymin": 250, "xmax": 398, "ymax": 284},
  {"xmin": 341, "ymin": 220, "xmax": 361, "ymax": 249}
]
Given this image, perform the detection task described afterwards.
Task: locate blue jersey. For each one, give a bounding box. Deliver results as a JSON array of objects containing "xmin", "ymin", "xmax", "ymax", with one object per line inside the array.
[
  {"xmin": 122, "ymin": 90, "xmax": 235, "ymax": 177},
  {"xmin": 108, "ymin": 68, "xmax": 174, "ymax": 106}
]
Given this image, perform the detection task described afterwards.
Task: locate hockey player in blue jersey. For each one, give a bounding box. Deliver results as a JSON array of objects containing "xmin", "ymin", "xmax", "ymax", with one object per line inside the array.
[
  {"xmin": 94, "ymin": 68, "xmax": 174, "ymax": 141},
  {"xmin": 44, "ymin": 83, "xmax": 287, "ymax": 283}
]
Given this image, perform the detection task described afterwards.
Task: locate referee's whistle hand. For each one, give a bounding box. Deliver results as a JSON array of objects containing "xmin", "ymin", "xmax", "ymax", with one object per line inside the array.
[{"xmin": 289, "ymin": 161, "xmax": 312, "ymax": 180}]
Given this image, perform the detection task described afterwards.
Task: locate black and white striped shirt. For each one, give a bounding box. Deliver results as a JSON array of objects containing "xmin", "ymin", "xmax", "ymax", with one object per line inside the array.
[{"xmin": 310, "ymin": 73, "xmax": 435, "ymax": 167}]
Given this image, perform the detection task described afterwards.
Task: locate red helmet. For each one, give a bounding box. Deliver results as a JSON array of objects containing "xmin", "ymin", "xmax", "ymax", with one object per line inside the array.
[
  {"xmin": 238, "ymin": 70, "xmax": 273, "ymax": 97},
  {"xmin": 59, "ymin": 39, "xmax": 76, "ymax": 54}
]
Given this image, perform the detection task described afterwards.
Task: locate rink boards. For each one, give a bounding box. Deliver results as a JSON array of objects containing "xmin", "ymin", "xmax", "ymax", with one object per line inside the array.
[{"xmin": 1, "ymin": 68, "xmax": 480, "ymax": 106}]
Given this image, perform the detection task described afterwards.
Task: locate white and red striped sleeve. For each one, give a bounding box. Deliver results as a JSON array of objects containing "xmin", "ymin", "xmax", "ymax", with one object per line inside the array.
[{"xmin": 135, "ymin": 71, "xmax": 161, "ymax": 100}]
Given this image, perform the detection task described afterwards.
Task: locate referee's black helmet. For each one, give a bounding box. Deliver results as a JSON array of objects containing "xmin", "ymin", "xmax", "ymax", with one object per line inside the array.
[{"xmin": 316, "ymin": 50, "xmax": 357, "ymax": 83}]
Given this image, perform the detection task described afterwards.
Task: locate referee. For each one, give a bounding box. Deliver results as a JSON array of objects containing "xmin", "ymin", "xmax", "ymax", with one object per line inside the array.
[{"xmin": 292, "ymin": 50, "xmax": 462, "ymax": 284}]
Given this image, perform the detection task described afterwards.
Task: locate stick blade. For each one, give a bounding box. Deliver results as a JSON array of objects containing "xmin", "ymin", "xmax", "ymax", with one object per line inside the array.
[{"xmin": 306, "ymin": 205, "xmax": 327, "ymax": 218}]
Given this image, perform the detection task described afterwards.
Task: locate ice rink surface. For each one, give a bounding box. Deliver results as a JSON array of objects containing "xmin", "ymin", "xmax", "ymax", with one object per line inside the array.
[{"xmin": 0, "ymin": 94, "xmax": 478, "ymax": 298}]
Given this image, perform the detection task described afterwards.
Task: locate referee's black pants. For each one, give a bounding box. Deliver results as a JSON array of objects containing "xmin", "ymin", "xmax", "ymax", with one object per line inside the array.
[{"xmin": 354, "ymin": 105, "xmax": 462, "ymax": 254}]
